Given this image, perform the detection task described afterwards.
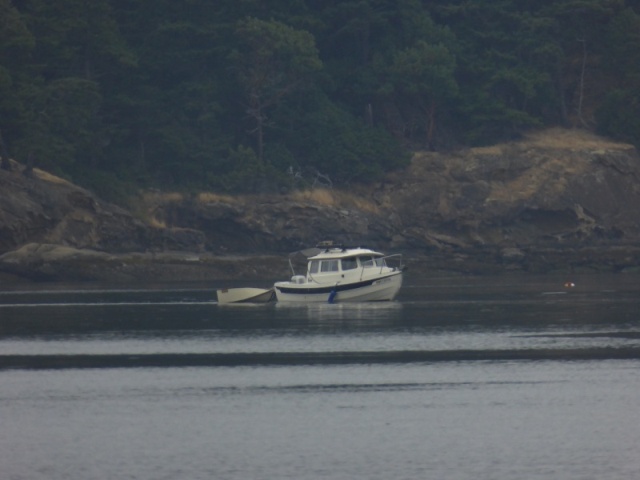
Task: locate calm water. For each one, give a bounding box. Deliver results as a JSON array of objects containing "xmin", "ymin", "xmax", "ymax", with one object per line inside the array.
[{"xmin": 1, "ymin": 274, "xmax": 640, "ymax": 480}]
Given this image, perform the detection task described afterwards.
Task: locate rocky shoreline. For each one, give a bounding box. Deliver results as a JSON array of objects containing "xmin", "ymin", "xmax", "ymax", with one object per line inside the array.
[
  {"xmin": 0, "ymin": 243, "xmax": 285, "ymax": 284},
  {"xmin": 1, "ymin": 128, "xmax": 640, "ymax": 284},
  {"xmin": 1, "ymin": 242, "xmax": 638, "ymax": 286}
]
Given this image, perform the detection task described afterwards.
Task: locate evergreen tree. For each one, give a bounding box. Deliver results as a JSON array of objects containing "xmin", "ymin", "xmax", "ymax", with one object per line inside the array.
[
  {"xmin": 429, "ymin": 0, "xmax": 562, "ymax": 144},
  {"xmin": 541, "ymin": 0, "xmax": 625, "ymax": 126},
  {"xmin": 108, "ymin": 0, "xmax": 233, "ymax": 187},
  {"xmin": 10, "ymin": 0, "xmax": 134, "ymax": 175},
  {"xmin": 231, "ymin": 17, "xmax": 322, "ymax": 163},
  {"xmin": 596, "ymin": 6, "xmax": 640, "ymax": 145},
  {"xmin": 1, "ymin": 0, "xmax": 639, "ymax": 196},
  {"xmin": 0, "ymin": 0, "xmax": 35, "ymax": 168}
]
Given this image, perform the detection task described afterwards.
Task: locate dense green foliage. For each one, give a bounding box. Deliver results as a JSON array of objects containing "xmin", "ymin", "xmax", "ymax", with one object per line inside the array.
[{"xmin": 1, "ymin": 0, "xmax": 639, "ymax": 196}]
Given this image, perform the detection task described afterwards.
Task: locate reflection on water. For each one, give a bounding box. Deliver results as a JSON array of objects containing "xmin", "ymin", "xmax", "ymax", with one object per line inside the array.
[
  {"xmin": 1, "ymin": 274, "xmax": 640, "ymax": 479},
  {"xmin": 275, "ymin": 301, "xmax": 403, "ymax": 324}
]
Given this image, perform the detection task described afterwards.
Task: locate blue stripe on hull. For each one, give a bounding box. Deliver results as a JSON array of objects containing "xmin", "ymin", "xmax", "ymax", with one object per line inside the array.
[{"xmin": 275, "ymin": 272, "xmax": 401, "ymax": 295}]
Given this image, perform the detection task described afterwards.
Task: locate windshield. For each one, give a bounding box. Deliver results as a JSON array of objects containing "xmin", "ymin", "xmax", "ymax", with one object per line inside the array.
[
  {"xmin": 341, "ymin": 257, "xmax": 358, "ymax": 270},
  {"xmin": 359, "ymin": 256, "xmax": 384, "ymax": 267}
]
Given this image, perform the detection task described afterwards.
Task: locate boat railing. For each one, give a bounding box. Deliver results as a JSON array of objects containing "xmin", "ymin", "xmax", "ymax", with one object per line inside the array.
[
  {"xmin": 383, "ymin": 253, "xmax": 404, "ymax": 273},
  {"xmin": 300, "ymin": 252, "xmax": 404, "ymax": 283},
  {"xmin": 379, "ymin": 253, "xmax": 404, "ymax": 273},
  {"xmin": 359, "ymin": 253, "xmax": 403, "ymax": 279}
]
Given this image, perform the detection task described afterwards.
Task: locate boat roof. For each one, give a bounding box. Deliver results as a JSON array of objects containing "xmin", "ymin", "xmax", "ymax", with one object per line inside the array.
[{"xmin": 308, "ymin": 246, "xmax": 384, "ymax": 260}]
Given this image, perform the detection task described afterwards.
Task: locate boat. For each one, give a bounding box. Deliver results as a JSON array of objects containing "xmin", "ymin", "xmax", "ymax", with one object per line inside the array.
[
  {"xmin": 216, "ymin": 287, "xmax": 275, "ymax": 305},
  {"xmin": 273, "ymin": 242, "xmax": 404, "ymax": 303}
]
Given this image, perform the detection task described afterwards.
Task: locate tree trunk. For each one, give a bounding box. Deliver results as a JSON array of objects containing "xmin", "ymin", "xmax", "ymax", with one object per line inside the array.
[
  {"xmin": 556, "ymin": 56, "xmax": 570, "ymax": 126},
  {"xmin": 0, "ymin": 128, "xmax": 11, "ymax": 171},
  {"xmin": 426, "ymin": 100, "xmax": 436, "ymax": 151},
  {"xmin": 248, "ymin": 93, "xmax": 265, "ymax": 163},
  {"xmin": 577, "ymin": 38, "xmax": 589, "ymax": 127},
  {"xmin": 257, "ymin": 112, "xmax": 264, "ymax": 163}
]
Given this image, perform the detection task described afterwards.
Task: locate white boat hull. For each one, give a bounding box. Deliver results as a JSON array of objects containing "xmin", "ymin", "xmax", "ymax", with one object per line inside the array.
[
  {"xmin": 274, "ymin": 272, "xmax": 402, "ymax": 303},
  {"xmin": 217, "ymin": 287, "xmax": 274, "ymax": 304}
]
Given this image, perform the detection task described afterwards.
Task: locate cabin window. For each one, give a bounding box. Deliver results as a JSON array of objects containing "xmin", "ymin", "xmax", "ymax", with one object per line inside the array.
[
  {"xmin": 320, "ymin": 259, "xmax": 339, "ymax": 272},
  {"xmin": 309, "ymin": 260, "xmax": 320, "ymax": 274},
  {"xmin": 341, "ymin": 258, "xmax": 357, "ymax": 270},
  {"xmin": 360, "ymin": 256, "xmax": 374, "ymax": 267},
  {"xmin": 374, "ymin": 257, "xmax": 385, "ymax": 267}
]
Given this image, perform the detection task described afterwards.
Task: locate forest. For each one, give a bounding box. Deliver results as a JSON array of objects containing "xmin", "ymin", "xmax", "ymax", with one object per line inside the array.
[{"xmin": 1, "ymin": 0, "xmax": 639, "ymax": 200}]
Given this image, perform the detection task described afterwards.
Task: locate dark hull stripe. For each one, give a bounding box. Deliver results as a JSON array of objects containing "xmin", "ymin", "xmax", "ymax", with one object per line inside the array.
[{"xmin": 275, "ymin": 272, "xmax": 401, "ymax": 295}]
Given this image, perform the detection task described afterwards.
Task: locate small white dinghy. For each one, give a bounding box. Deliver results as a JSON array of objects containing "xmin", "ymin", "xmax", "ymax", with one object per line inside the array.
[{"xmin": 216, "ymin": 287, "xmax": 275, "ymax": 305}]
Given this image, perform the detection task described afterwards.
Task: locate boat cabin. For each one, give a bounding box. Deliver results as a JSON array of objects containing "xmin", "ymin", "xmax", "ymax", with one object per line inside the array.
[
  {"xmin": 276, "ymin": 244, "xmax": 404, "ymax": 302},
  {"xmin": 308, "ymin": 254, "xmax": 386, "ymax": 275},
  {"xmin": 292, "ymin": 247, "xmax": 393, "ymax": 284}
]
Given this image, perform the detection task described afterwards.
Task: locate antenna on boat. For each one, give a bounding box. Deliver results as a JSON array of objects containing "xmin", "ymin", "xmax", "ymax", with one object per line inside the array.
[
  {"xmin": 316, "ymin": 240, "xmax": 335, "ymax": 248},
  {"xmin": 316, "ymin": 240, "xmax": 344, "ymax": 251},
  {"xmin": 288, "ymin": 256, "xmax": 295, "ymax": 276}
]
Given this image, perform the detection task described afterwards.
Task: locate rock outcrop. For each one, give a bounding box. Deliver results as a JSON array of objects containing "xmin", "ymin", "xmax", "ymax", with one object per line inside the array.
[
  {"xmin": 1, "ymin": 128, "xmax": 640, "ymax": 281},
  {"xmin": 383, "ymin": 129, "xmax": 640, "ymax": 249},
  {"xmin": 148, "ymin": 129, "xmax": 640, "ymax": 273},
  {"xmin": 375, "ymin": 128, "xmax": 640, "ymax": 272},
  {"xmin": 0, "ymin": 161, "xmax": 205, "ymax": 255},
  {"xmin": 0, "ymin": 243, "xmax": 286, "ymax": 282}
]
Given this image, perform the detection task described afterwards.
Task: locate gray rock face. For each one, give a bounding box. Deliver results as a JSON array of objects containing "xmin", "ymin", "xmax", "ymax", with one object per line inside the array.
[
  {"xmin": 154, "ymin": 130, "xmax": 640, "ymax": 252},
  {"xmin": 381, "ymin": 130, "xmax": 640, "ymax": 251},
  {"xmin": 0, "ymin": 243, "xmax": 286, "ymax": 282},
  {"xmin": 156, "ymin": 194, "xmax": 382, "ymax": 254},
  {"xmin": 0, "ymin": 162, "xmax": 205, "ymax": 255}
]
